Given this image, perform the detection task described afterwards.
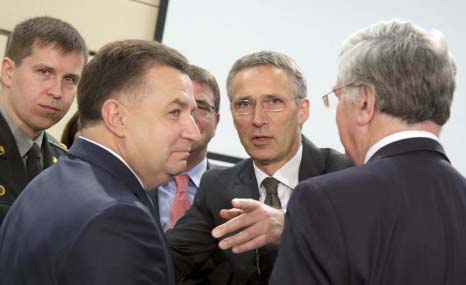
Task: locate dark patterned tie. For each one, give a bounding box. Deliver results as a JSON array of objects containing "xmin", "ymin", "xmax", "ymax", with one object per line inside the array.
[
  {"xmin": 255, "ymin": 177, "xmax": 281, "ymax": 284},
  {"xmin": 26, "ymin": 143, "xmax": 43, "ymax": 181},
  {"xmin": 262, "ymin": 177, "xmax": 281, "ymax": 209}
]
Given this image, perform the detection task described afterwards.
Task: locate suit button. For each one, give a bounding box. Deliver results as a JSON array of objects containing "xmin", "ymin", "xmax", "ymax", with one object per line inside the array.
[{"xmin": 0, "ymin": 185, "xmax": 5, "ymax": 196}]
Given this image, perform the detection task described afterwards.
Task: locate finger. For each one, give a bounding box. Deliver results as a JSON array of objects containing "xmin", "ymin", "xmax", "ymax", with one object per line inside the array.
[
  {"xmin": 231, "ymin": 198, "xmax": 263, "ymax": 212},
  {"xmin": 212, "ymin": 209, "xmax": 262, "ymax": 239},
  {"xmin": 232, "ymin": 234, "xmax": 269, "ymax": 254},
  {"xmin": 219, "ymin": 208, "xmax": 244, "ymax": 220},
  {"xmin": 218, "ymin": 219, "xmax": 267, "ymax": 250},
  {"xmin": 219, "ymin": 206, "xmax": 285, "ymax": 251}
]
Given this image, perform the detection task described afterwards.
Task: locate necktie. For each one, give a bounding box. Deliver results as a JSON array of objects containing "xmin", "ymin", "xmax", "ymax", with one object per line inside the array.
[
  {"xmin": 262, "ymin": 177, "xmax": 281, "ymax": 209},
  {"xmin": 169, "ymin": 174, "xmax": 191, "ymax": 228},
  {"xmin": 256, "ymin": 177, "xmax": 281, "ymax": 283},
  {"xmin": 26, "ymin": 143, "xmax": 43, "ymax": 181}
]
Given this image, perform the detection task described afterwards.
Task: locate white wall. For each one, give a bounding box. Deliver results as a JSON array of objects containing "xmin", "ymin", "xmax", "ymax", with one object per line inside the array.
[{"xmin": 163, "ymin": 0, "xmax": 466, "ymax": 175}]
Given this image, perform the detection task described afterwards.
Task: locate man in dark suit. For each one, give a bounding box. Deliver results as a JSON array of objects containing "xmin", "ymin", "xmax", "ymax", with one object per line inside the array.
[
  {"xmin": 0, "ymin": 16, "xmax": 87, "ymax": 226},
  {"xmin": 270, "ymin": 19, "xmax": 466, "ymax": 284},
  {"xmin": 0, "ymin": 40, "xmax": 200, "ymax": 284},
  {"xmin": 167, "ymin": 51, "xmax": 352, "ymax": 284}
]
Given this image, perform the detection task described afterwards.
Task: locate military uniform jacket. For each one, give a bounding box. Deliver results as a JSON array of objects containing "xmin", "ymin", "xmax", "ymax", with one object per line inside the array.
[{"xmin": 0, "ymin": 112, "xmax": 66, "ymax": 226}]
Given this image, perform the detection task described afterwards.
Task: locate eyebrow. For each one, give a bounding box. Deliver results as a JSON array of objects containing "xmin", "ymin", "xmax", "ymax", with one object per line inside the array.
[
  {"xmin": 196, "ymin": 99, "xmax": 214, "ymax": 106},
  {"xmin": 233, "ymin": 96, "xmax": 253, "ymax": 101},
  {"xmin": 32, "ymin": 63, "xmax": 81, "ymax": 80},
  {"xmin": 170, "ymin": 98, "xmax": 197, "ymax": 111},
  {"xmin": 32, "ymin": 63, "xmax": 53, "ymax": 70}
]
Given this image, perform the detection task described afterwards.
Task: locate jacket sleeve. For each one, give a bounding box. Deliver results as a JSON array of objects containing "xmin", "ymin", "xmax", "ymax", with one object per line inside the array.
[{"xmin": 62, "ymin": 204, "xmax": 172, "ymax": 285}]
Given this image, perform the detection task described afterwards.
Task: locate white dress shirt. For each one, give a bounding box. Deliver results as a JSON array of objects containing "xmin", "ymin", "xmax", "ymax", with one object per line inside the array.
[{"xmin": 253, "ymin": 145, "xmax": 302, "ymax": 210}]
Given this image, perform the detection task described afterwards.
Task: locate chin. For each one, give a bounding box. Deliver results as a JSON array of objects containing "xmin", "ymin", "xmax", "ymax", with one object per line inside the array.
[
  {"xmin": 246, "ymin": 149, "xmax": 273, "ymax": 161},
  {"xmin": 167, "ymin": 162, "xmax": 187, "ymax": 176}
]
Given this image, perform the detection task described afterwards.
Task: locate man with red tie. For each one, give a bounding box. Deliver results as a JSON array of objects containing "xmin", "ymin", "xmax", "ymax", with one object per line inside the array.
[{"xmin": 155, "ymin": 64, "xmax": 221, "ymax": 232}]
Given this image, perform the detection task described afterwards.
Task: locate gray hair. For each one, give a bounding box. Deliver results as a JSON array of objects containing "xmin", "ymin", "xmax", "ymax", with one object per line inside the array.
[
  {"xmin": 338, "ymin": 19, "xmax": 456, "ymax": 125},
  {"xmin": 226, "ymin": 51, "xmax": 307, "ymax": 101}
]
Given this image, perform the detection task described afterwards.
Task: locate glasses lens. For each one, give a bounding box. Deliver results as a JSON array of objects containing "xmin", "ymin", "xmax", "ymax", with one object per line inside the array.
[
  {"xmin": 195, "ymin": 102, "xmax": 216, "ymax": 118},
  {"xmin": 233, "ymin": 99, "xmax": 254, "ymax": 115},
  {"xmin": 323, "ymin": 92, "xmax": 338, "ymax": 112},
  {"xmin": 193, "ymin": 107, "xmax": 207, "ymax": 118},
  {"xmin": 263, "ymin": 96, "xmax": 288, "ymax": 112}
]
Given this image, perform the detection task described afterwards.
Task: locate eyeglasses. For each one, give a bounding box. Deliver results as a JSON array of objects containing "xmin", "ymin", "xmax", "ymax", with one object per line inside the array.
[
  {"xmin": 321, "ymin": 83, "xmax": 357, "ymax": 112},
  {"xmin": 231, "ymin": 96, "xmax": 298, "ymax": 116},
  {"xmin": 193, "ymin": 101, "xmax": 216, "ymax": 118}
]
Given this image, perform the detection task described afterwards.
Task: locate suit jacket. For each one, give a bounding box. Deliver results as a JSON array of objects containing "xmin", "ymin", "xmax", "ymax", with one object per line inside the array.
[
  {"xmin": 270, "ymin": 138, "xmax": 466, "ymax": 285},
  {"xmin": 166, "ymin": 136, "xmax": 352, "ymax": 284},
  {"xmin": 0, "ymin": 112, "xmax": 66, "ymax": 226},
  {"xmin": 0, "ymin": 138, "xmax": 174, "ymax": 285}
]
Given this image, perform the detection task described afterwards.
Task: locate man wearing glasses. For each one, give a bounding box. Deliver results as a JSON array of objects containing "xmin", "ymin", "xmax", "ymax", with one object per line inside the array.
[
  {"xmin": 270, "ymin": 20, "xmax": 466, "ymax": 284},
  {"xmin": 155, "ymin": 64, "xmax": 220, "ymax": 233},
  {"xmin": 167, "ymin": 51, "xmax": 352, "ymax": 284}
]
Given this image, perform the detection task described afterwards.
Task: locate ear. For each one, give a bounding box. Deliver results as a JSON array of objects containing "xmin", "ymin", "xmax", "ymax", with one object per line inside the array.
[
  {"xmin": 101, "ymin": 99, "xmax": 127, "ymax": 138},
  {"xmin": 214, "ymin": 112, "xmax": 220, "ymax": 125},
  {"xmin": 355, "ymin": 84, "xmax": 376, "ymax": 126},
  {"xmin": 298, "ymin": 97, "xmax": 310, "ymax": 126},
  {"xmin": 1, "ymin": 57, "xmax": 16, "ymax": 88}
]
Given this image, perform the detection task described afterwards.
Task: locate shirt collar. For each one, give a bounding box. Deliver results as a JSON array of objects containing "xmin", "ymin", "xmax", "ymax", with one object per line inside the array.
[
  {"xmin": 364, "ymin": 130, "xmax": 440, "ymax": 163},
  {"xmin": 184, "ymin": 157, "xmax": 207, "ymax": 188},
  {"xmin": 0, "ymin": 105, "xmax": 44, "ymax": 157},
  {"xmin": 253, "ymin": 144, "xmax": 302, "ymax": 189},
  {"xmin": 79, "ymin": 136, "xmax": 145, "ymax": 189}
]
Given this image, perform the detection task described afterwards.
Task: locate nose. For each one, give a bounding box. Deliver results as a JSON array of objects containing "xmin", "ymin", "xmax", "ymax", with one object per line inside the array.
[
  {"xmin": 251, "ymin": 103, "xmax": 267, "ymax": 127},
  {"xmin": 183, "ymin": 114, "xmax": 201, "ymax": 142},
  {"xmin": 48, "ymin": 78, "xmax": 63, "ymax": 99}
]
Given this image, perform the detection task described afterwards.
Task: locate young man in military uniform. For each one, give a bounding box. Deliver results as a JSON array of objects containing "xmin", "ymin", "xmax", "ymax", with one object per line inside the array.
[{"xmin": 0, "ymin": 16, "xmax": 87, "ymax": 225}]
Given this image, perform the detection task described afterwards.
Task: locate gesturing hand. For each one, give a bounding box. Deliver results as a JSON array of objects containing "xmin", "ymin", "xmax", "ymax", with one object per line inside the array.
[{"xmin": 211, "ymin": 198, "xmax": 285, "ymax": 254}]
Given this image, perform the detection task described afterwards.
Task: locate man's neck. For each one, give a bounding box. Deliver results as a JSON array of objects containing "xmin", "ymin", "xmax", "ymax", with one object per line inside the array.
[{"xmin": 186, "ymin": 147, "xmax": 207, "ymax": 172}]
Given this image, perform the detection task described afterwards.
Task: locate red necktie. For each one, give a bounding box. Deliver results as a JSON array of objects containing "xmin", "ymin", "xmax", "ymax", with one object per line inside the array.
[{"xmin": 169, "ymin": 174, "xmax": 191, "ymax": 228}]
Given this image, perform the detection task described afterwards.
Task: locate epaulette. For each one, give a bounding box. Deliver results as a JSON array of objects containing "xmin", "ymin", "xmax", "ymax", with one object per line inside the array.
[{"xmin": 46, "ymin": 133, "xmax": 68, "ymax": 151}]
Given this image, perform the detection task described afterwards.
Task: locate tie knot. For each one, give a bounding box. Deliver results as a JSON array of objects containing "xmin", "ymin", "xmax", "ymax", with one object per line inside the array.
[
  {"xmin": 174, "ymin": 174, "xmax": 190, "ymax": 193},
  {"xmin": 28, "ymin": 143, "xmax": 41, "ymax": 159},
  {"xmin": 262, "ymin": 177, "xmax": 279, "ymax": 193}
]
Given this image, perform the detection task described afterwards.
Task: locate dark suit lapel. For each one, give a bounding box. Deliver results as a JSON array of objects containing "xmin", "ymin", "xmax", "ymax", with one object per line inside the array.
[
  {"xmin": 368, "ymin": 137, "xmax": 449, "ymax": 163},
  {"xmin": 298, "ymin": 136, "xmax": 326, "ymax": 181},
  {"xmin": 229, "ymin": 159, "xmax": 259, "ymax": 278},
  {"xmin": 69, "ymin": 138, "xmax": 158, "ymax": 218},
  {"xmin": 232, "ymin": 159, "xmax": 260, "ymax": 200},
  {"xmin": 0, "ymin": 113, "xmax": 29, "ymax": 196}
]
